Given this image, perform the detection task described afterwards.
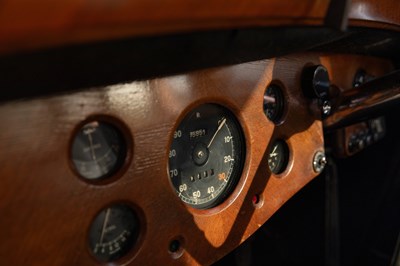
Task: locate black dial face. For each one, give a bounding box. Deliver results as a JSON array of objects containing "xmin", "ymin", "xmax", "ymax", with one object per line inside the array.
[
  {"xmin": 88, "ymin": 204, "xmax": 140, "ymax": 262},
  {"xmin": 267, "ymin": 140, "xmax": 289, "ymax": 174},
  {"xmin": 168, "ymin": 104, "xmax": 245, "ymax": 209},
  {"xmin": 263, "ymin": 85, "xmax": 284, "ymax": 123},
  {"xmin": 71, "ymin": 121, "xmax": 126, "ymax": 180}
]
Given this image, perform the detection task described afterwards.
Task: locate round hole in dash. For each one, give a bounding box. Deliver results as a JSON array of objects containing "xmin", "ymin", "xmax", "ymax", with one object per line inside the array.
[
  {"xmin": 168, "ymin": 237, "xmax": 185, "ymax": 259},
  {"xmin": 252, "ymin": 195, "xmax": 260, "ymax": 205},
  {"xmin": 169, "ymin": 239, "xmax": 180, "ymax": 253},
  {"xmin": 252, "ymin": 194, "xmax": 264, "ymax": 208}
]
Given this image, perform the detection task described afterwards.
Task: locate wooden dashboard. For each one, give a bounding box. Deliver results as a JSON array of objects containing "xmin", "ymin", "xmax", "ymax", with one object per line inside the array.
[
  {"xmin": 1, "ymin": 0, "xmax": 400, "ymax": 55},
  {"xmin": 1, "ymin": 0, "xmax": 400, "ymax": 264},
  {"xmin": 0, "ymin": 52, "xmax": 393, "ymax": 265}
]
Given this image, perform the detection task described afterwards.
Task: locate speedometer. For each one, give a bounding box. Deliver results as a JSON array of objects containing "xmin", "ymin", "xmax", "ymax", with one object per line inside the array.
[{"xmin": 168, "ymin": 104, "xmax": 245, "ymax": 209}]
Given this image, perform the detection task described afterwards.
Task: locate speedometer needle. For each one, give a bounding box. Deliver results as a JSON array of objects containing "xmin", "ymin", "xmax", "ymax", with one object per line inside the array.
[{"xmin": 207, "ymin": 118, "xmax": 226, "ymax": 148}]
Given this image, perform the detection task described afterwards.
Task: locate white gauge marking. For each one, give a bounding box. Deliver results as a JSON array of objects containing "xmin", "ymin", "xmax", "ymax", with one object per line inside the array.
[
  {"xmin": 264, "ymin": 95, "xmax": 276, "ymax": 103},
  {"xmin": 99, "ymin": 208, "xmax": 111, "ymax": 246},
  {"xmin": 87, "ymin": 131, "xmax": 97, "ymax": 161},
  {"xmin": 270, "ymin": 144, "xmax": 279, "ymax": 157},
  {"xmin": 207, "ymin": 118, "xmax": 226, "ymax": 148}
]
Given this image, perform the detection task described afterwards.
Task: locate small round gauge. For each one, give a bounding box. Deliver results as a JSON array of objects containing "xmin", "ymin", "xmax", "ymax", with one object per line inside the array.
[
  {"xmin": 263, "ymin": 85, "xmax": 284, "ymax": 123},
  {"xmin": 267, "ymin": 140, "xmax": 289, "ymax": 174},
  {"xmin": 88, "ymin": 204, "xmax": 140, "ymax": 262},
  {"xmin": 168, "ymin": 104, "xmax": 245, "ymax": 209},
  {"xmin": 71, "ymin": 120, "xmax": 126, "ymax": 180}
]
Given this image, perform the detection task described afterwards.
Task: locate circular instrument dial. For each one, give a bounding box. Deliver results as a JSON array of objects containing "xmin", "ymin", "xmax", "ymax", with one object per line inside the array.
[
  {"xmin": 263, "ymin": 85, "xmax": 284, "ymax": 123},
  {"xmin": 71, "ymin": 121, "xmax": 126, "ymax": 180},
  {"xmin": 267, "ymin": 140, "xmax": 289, "ymax": 174},
  {"xmin": 168, "ymin": 104, "xmax": 245, "ymax": 209},
  {"xmin": 88, "ymin": 204, "xmax": 140, "ymax": 262}
]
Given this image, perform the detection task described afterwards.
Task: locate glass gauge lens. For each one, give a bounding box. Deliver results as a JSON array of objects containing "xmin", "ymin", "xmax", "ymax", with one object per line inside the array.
[
  {"xmin": 263, "ymin": 85, "xmax": 284, "ymax": 123},
  {"xmin": 71, "ymin": 121, "xmax": 126, "ymax": 180},
  {"xmin": 169, "ymin": 104, "xmax": 245, "ymax": 209},
  {"xmin": 88, "ymin": 205, "xmax": 140, "ymax": 262},
  {"xmin": 267, "ymin": 140, "xmax": 289, "ymax": 174}
]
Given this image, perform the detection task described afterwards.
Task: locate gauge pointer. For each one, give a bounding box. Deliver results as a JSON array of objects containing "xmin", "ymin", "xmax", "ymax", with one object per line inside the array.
[
  {"xmin": 207, "ymin": 118, "xmax": 226, "ymax": 148},
  {"xmin": 99, "ymin": 208, "xmax": 111, "ymax": 246},
  {"xmin": 264, "ymin": 95, "xmax": 276, "ymax": 103},
  {"xmin": 270, "ymin": 145, "xmax": 278, "ymax": 157},
  {"xmin": 87, "ymin": 131, "xmax": 97, "ymax": 161}
]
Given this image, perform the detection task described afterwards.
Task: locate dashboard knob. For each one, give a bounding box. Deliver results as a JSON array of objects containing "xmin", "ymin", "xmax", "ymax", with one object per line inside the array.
[{"xmin": 302, "ymin": 65, "xmax": 330, "ymax": 100}]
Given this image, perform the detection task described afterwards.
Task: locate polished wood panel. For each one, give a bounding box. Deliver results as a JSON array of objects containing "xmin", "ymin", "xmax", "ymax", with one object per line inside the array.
[
  {"xmin": 1, "ymin": 0, "xmax": 400, "ymax": 55},
  {"xmin": 0, "ymin": 0, "xmax": 328, "ymax": 55},
  {"xmin": 0, "ymin": 53, "xmax": 394, "ymax": 265},
  {"xmin": 350, "ymin": 0, "xmax": 400, "ymax": 29},
  {"xmin": 0, "ymin": 54, "xmax": 328, "ymax": 265},
  {"xmin": 320, "ymin": 54, "xmax": 394, "ymax": 91}
]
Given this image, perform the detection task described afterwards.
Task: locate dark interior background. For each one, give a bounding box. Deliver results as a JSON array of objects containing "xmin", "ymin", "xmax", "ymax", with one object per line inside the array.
[{"xmin": 215, "ymin": 105, "xmax": 400, "ymax": 266}]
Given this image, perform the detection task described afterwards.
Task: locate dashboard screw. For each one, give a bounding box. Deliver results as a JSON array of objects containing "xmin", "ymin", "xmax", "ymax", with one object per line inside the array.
[{"xmin": 313, "ymin": 151, "xmax": 327, "ymax": 173}]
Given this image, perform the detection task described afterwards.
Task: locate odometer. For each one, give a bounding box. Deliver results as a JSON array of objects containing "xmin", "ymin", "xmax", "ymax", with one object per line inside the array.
[{"xmin": 168, "ymin": 104, "xmax": 245, "ymax": 209}]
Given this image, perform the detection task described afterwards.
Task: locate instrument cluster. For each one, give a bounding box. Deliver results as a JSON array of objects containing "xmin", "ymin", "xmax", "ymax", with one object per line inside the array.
[
  {"xmin": 67, "ymin": 63, "xmax": 328, "ymax": 263},
  {"xmin": 5, "ymin": 53, "xmax": 392, "ymax": 265}
]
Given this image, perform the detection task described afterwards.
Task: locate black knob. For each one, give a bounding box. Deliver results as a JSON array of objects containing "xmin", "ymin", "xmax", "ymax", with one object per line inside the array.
[{"xmin": 302, "ymin": 65, "xmax": 330, "ymax": 100}]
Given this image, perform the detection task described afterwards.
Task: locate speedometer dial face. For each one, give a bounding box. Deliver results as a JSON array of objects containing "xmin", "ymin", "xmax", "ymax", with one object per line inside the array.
[{"xmin": 168, "ymin": 104, "xmax": 245, "ymax": 209}]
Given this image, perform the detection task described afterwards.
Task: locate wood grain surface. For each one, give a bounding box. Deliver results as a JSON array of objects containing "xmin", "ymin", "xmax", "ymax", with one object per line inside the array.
[
  {"xmin": 0, "ymin": 0, "xmax": 400, "ymax": 55},
  {"xmin": 0, "ymin": 53, "xmax": 393, "ymax": 265},
  {"xmin": 320, "ymin": 54, "xmax": 394, "ymax": 91}
]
